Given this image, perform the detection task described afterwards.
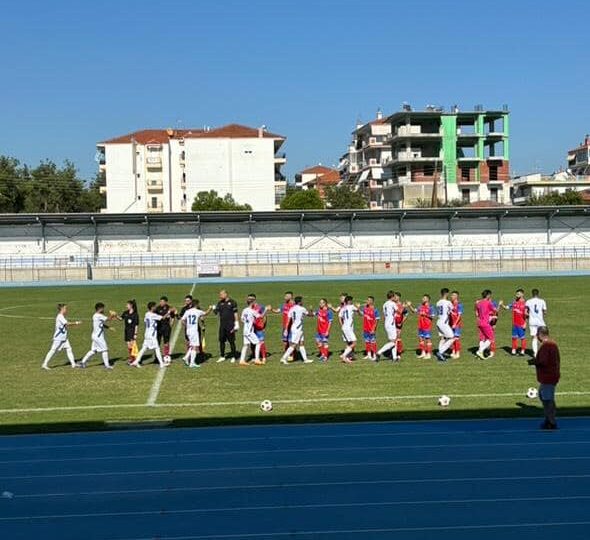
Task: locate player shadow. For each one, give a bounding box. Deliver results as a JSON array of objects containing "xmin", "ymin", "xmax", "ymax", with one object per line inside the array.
[{"xmin": 516, "ymin": 401, "xmax": 541, "ymax": 411}]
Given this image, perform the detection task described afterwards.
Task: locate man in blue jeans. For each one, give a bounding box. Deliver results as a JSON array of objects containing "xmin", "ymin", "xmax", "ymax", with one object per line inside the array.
[{"xmin": 527, "ymin": 326, "xmax": 560, "ymax": 430}]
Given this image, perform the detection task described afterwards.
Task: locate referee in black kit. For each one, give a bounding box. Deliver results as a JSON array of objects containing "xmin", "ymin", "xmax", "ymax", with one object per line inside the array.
[{"xmin": 214, "ymin": 289, "xmax": 239, "ymax": 363}]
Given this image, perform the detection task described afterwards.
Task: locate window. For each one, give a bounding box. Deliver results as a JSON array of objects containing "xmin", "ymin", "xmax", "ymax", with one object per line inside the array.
[
  {"xmin": 151, "ymin": 197, "xmax": 158, "ymax": 208},
  {"xmin": 462, "ymin": 189, "xmax": 470, "ymax": 203},
  {"xmin": 490, "ymin": 188, "xmax": 498, "ymax": 202},
  {"xmin": 489, "ymin": 165, "xmax": 498, "ymax": 181},
  {"xmin": 461, "ymin": 167, "xmax": 470, "ymax": 181},
  {"xmin": 423, "ymin": 165, "xmax": 435, "ymax": 177}
]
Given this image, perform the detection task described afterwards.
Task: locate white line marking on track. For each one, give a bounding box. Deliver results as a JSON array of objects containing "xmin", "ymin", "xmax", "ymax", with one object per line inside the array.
[
  {"xmin": 2, "ymin": 390, "xmax": 589, "ymax": 414},
  {"xmin": 146, "ymin": 283, "xmax": 196, "ymax": 407},
  {"xmin": 2, "ymin": 495, "xmax": 590, "ymax": 522}
]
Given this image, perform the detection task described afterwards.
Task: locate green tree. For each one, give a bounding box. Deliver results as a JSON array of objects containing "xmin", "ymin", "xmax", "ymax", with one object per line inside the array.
[
  {"xmin": 191, "ymin": 190, "xmax": 252, "ymax": 211},
  {"xmin": 79, "ymin": 171, "xmax": 106, "ymax": 212},
  {"xmin": 324, "ymin": 185, "xmax": 368, "ymax": 209},
  {"xmin": 0, "ymin": 156, "xmax": 27, "ymax": 213},
  {"xmin": 525, "ymin": 190, "xmax": 583, "ymax": 206},
  {"xmin": 280, "ymin": 188, "xmax": 325, "ymax": 210}
]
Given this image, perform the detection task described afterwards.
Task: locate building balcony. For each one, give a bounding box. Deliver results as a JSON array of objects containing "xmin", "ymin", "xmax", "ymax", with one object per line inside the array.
[
  {"xmin": 393, "ymin": 152, "xmax": 441, "ymax": 163},
  {"xmin": 146, "ymin": 156, "xmax": 162, "ymax": 169},
  {"xmin": 147, "ymin": 179, "xmax": 164, "ymax": 192},
  {"xmin": 390, "ymin": 128, "xmax": 442, "ymax": 140},
  {"xmin": 274, "ymin": 152, "xmax": 287, "ymax": 165},
  {"xmin": 485, "ymin": 131, "xmax": 505, "ymax": 138},
  {"xmin": 148, "ymin": 202, "xmax": 164, "ymax": 213}
]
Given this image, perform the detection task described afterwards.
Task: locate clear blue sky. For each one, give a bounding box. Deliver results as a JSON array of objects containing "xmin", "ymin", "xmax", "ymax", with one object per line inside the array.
[{"xmin": 1, "ymin": 0, "xmax": 588, "ymax": 181}]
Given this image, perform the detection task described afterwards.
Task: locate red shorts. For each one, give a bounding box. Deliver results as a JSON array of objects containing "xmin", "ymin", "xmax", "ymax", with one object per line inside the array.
[{"xmin": 478, "ymin": 324, "xmax": 494, "ymax": 341}]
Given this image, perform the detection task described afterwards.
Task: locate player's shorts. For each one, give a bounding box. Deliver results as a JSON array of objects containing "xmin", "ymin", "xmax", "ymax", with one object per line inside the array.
[
  {"xmin": 290, "ymin": 329, "xmax": 304, "ymax": 345},
  {"xmin": 51, "ymin": 338, "xmax": 72, "ymax": 352},
  {"xmin": 157, "ymin": 326, "xmax": 171, "ymax": 343},
  {"xmin": 187, "ymin": 331, "xmax": 201, "ymax": 348},
  {"xmin": 341, "ymin": 327, "xmax": 356, "ymax": 343},
  {"xmin": 437, "ymin": 322, "xmax": 454, "ymax": 339},
  {"xmin": 243, "ymin": 332, "xmax": 260, "ymax": 346},
  {"xmin": 363, "ymin": 331, "xmax": 376, "ymax": 343},
  {"xmin": 453, "ymin": 327, "xmax": 462, "ymax": 337},
  {"xmin": 477, "ymin": 324, "xmax": 494, "ymax": 342},
  {"xmin": 255, "ymin": 330, "xmax": 265, "ymax": 341},
  {"xmin": 529, "ymin": 325, "xmax": 541, "ymax": 337},
  {"xmin": 384, "ymin": 324, "xmax": 397, "ymax": 341},
  {"xmin": 512, "ymin": 325, "xmax": 526, "ymax": 339},
  {"xmin": 281, "ymin": 328, "xmax": 291, "ymax": 343},
  {"xmin": 90, "ymin": 337, "xmax": 108, "ymax": 353},
  {"xmin": 124, "ymin": 328, "xmax": 136, "ymax": 342},
  {"xmin": 418, "ymin": 329, "xmax": 431, "ymax": 340},
  {"xmin": 315, "ymin": 333, "xmax": 329, "ymax": 344},
  {"xmin": 142, "ymin": 338, "xmax": 160, "ymax": 351},
  {"xmin": 539, "ymin": 383, "xmax": 556, "ymax": 401}
]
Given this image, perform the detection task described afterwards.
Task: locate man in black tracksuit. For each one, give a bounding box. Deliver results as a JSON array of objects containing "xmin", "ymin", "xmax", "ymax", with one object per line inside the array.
[{"xmin": 214, "ymin": 289, "xmax": 238, "ymax": 363}]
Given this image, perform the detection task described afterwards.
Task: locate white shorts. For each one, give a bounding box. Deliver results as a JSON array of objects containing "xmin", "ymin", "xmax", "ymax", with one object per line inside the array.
[
  {"xmin": 243, "ymin": 332, "xmax": 260, "ymax": 346},
  {"xmin": 530, "ymin": 325, "xmax": 542, "ymax": 337},
  {"xmin": 51, "ymin": 339, "xmax": 72, "ymax": 352},
  {"xmin": 142, "ymin": 339, "xmax": 160, "ymax": 351},
  {"xmin": 187, "ymin": 332, "xmax": 201, "ymax": 348},
  {"xmin": 341, "ymin": 327, "xmax": 356, "ymax": 343},
  {"xmin": 90, "ymin": 338, "xmax": 108, "ymax": 353},
  {"xmin": 385, "ymin": 325, "xmax": 397, "ymax": 341},
  {"xmin": 290, "ymin": 329, "xmax": 304, "ymax": 345},
  {"xmin": 437, "ymin": 322, "xmax": 454, "ymax": 339}
]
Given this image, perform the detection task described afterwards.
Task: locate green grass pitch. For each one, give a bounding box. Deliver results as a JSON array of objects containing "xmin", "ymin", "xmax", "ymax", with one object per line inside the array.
[{"xmin": 1, "ymin": 276, "xmax": 589, "ymax": 433}]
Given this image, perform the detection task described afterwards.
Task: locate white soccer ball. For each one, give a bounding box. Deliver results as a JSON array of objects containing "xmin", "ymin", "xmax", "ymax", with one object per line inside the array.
[
  {"xmin": 438, "ymin": 395, "xmax": 451, "ymax": 407},
  {"xmin": 526, "ymin": 387, "xmax": 538, "ymax": 399},
  {"xmin": 260, "ymin": 399, "xmax": 273, "ymax": 412}
]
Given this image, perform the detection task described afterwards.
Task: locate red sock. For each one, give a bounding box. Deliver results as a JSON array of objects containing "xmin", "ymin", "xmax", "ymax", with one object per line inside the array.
[
  {"xmin": 418, "ymin": 340, "xmax": 425, "ymax": 353},
  {"xmin": 455, "ymin": 339, "xmax": 461, "ymax": 353},
  {"xmin": 163, "ymin": 344, "xmax": 170, "ymax": 357},
  {"xmin": 426, "ymin": 342, "xmax": 432, "ymax": 354},
  {"xmin": 260, "ymin": 343, "xmax": 267, "ymax": 359},
  {"xmin": 511, "ymin": 338, "xmax": 517, "ymax": 350},
  {"xmin": 372, "ymin": 343, "xmax": 378, "ymax": 355},
  {"xmin": 491, "ymin": 341, "xmax": 496, "ymax": 353},
  {"xmin": 324, "ymin": 346, "xmax": 330, "ymax": 358},
  {"xmin": 521, "ymin": 339, "xmax": 527, "ymax": 352},
  {"xmin": 396, "ymin": 339, "xmax": 404, "ymax": 355}
]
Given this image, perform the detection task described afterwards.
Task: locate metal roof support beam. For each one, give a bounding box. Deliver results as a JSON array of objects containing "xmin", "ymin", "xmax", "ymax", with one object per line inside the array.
[
  {"xmin": 349, "ymin": 213, "xmax": 356, "ymax": 249},
  {"xmin": 91, "ymin": 216, "xmax": 99, "ymax": 259},
  {"xmin": 448, "ymin": 212, "xmax": 457, "ymax": 246},
  {"xmin": 398, "ymin": 213, "xmax": 406, "ymax": 247},
  {"xmin": 546, "ymin": 211, "xmax": 552, "ymax": 244},
  {"xmin": 145, "ymin": 216, "xmax": 151, "ymax": 253},
  {"xmin": 497, "ymin": 211, "xmax": 507, "ymax": 245},
  {"xmin": 38, "ymin": 218, "xmax": 46, "ymax": 254},
  {"xmin": 248, "ymin": 214, "xmax": 254, "ymax": 250},
  {"xmin": 196, "ymin": 215, "xmax": 202, "ymax": 251},
  {"xmin": 299, "ymin": 213, "xmax": 304, "ymax": 249}
]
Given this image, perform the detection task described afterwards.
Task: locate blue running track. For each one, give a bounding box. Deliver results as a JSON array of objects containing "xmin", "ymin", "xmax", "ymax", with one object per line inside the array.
[{"xmin": 1, "ymin": 417, "xmax": 590, "ymax": 539}]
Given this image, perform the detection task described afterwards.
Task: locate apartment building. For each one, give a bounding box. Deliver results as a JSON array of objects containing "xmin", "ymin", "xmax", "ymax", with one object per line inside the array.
[
  {"xmin": 97, "ymin": 124, "xmax": 287, "ymax": 213},
  {"xmin": 340, "ymin": 110, "xmax": 392, "ymax": 209},
  {"xmin": 295, "ymin": 165, "xmax": 340, "ymax": 198},
  {"xmin": 380, "ymin": 105, "xmax": 510, "ymax": 208},
  {"xmin": 568, "ymin": 134, "xmax": 590, "ymax": 176}
]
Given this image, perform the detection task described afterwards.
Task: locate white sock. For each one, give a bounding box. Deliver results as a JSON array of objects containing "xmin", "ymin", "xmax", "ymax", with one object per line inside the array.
[
  {"xmin": 300, "ymin": 346, "xmax": 308, "ymax": 361},
  {"xmin": 254, "ymin": 343, "xmax": 261, "ymax": 361},
  {"xmin": 282, "ymin": 346, "xmax": 294, "ymax": 361},
  {"xmin": 377, "ymin": 342, "xmax": 395, "ymax": 355},
  {"xmin": 154, "ymin": 348, "xmax": 164, "ymax": 367},
  {"xmin": 101, "ymin": 352, "xmax": 110, "ymax": 368},
  {"xmin": 342, "ymin": 346, "xmax": 352, "ymax": 358},
  {"xmin": 81, "ymin": 350, "xmax": 94, "ymax": 365},
  {"xmin": 479, "ymin": 340, "xmax": 490, "ymax": 353},
  {"xmin": 42, "ymin": 348, "xmax": 56, "ymax": 368},
  {"xmin": 532, "ymin": 337, "xmax": 539, "ymax": 355},
  {"xmin": 66, "ymin": 348, "xmax": 76, "ymax": 367},
  {"xmin": 135, "ymin": 347, "xmax": 146, "ymax": 365},
  {"xmin": 240, "ymin": 345, "xmax": 249, "ymax": 362},
  {"xmin": 439, "ymin": 339, "xmax": 454, "ymax": 354},
  {"xmin": 189, "ymin": 349, "xmax": 197, "ymax": 365}
]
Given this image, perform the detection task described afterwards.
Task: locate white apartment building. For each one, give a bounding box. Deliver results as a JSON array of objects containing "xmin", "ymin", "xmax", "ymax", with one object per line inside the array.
[
  {"xmin": 511, "ymin": 172, "xmax": 590, "ymax": 205},
  {"xmin": 97, "ymin": 124, "xmax": 287, "ymax": 213},
  {"xmin": 339, "ymin": 110, "xmax": 392, "ymax": 209}
]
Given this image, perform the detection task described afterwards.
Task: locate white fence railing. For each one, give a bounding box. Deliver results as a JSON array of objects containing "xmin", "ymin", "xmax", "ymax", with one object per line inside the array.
[{"xmin": 1, "ymin": 244, "xmax": 590, "ymax": 269}]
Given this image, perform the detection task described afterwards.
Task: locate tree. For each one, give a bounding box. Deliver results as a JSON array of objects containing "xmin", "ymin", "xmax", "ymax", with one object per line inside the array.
[
  {"xmin": 79, "ymin": 171, "xmax": 106, "ymax": 212},
  {"xmin": 525, "ymin": 190, "xmax": 583, "ymax": 206},
  {"xmin": 324, "ymin": 185, "xmax": 368, "ymax": 209},
  {"xmin": 0, "ymin": 156, "xmax": 26, "ymax": 213},
  {"xmin": 191, "ymin": 190, "xmax": 252, "ymax": 211},
  {"xmin": 280, "ymin": 188, "xmax": 325, "ymax": 210}
]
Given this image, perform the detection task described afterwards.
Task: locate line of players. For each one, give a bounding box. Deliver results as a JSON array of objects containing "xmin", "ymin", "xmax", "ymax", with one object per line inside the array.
[{"xmin": 41, "ymin": 287, "xmax": 547, "ymax": 369}]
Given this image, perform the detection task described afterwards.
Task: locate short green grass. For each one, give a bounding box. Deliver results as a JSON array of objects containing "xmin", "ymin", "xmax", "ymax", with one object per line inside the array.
[{"xmin": 1, "ymin": 276, "xmax": 589, "ymax": 433}]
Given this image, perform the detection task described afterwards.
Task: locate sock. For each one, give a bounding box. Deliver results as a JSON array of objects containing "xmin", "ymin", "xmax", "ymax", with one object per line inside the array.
[
  {"xmin": 282, "ymin": 346, "xmax": 294, "ymax": 361},
  {"xmin": 260, "ymin": 343, "xmax": 267, "ymax": 359},
  {"xmin": 521, "ymin": 339, "xmax": 527, "ymax": 352},
  {"xmin": 81, "ymin": 350, "xmax": 93, "ymax": 365},
  {"xmin": 377, "ymin": 342, "xmax": 395, "ymax": 355},
  {"xmin": 342, "ymin": 346, "xmax": 353, "ymax": 358},
  {"xmin": 418, "ymin": 340, "xmax": 425, "ymax": 354},
  {"xmin": 254, "ymin": 343, "xmax": 261, "ymax": 361},
  {"xmin": 439, "ymin": 338, "xmax": 454, "ymax": 354},
  {"xmin": 455, "ymin": 339, "xmax": 461, "ymax": 354},
  {"xmin": 135, "ymin": 347, "xmax": 146, "ymax": 365},
  {"xmin": 154, "ymin": 348, "xmax": 164, "ymax": 367},
  {"xmin": 532, "ymin": 337, "xmax": 539, "ymax": 355},
  {"xmin": 479, "ymin": 340, "xmax": 491, "ymax": 353},
  {"xmin": 66, "ymin": 348, "xmax": 76, "ymax": 367},
  {"xmin": 127, "ymin": 346, "xmax": 133, "ymax": 359},
  {"xmin": 189, "ymin": 349, "xmax": 197, "ymax": 365},
  {"xmin": 491, "ymin": 341, "xmax": 496, "ymax": 353},
  {"xmin": 300, "ymin": 346, "xmax": 308, "ymax": 362},
  {"xmin": 163, "ymin": 344, "xmax": 170, "ymax": 357},
  {"xmin": 101, "ymin": 352, "xmax": 110, "ymax": 368},
  {"xmin": 512, "ymin": 338, "xmax": 518, "ymax": 351},
  {"xmin": 42, "ymin": 348, "xmax": 56, "ymax": 368},
  {"xmin": 371, "ymin": 342, "xmax": 377, "ymax": 356},
  {"xmin": 396, "ymin": 339, "xmax": 404, "ymax": 355},
  {"xmin": 240, "ymin": 345, "xmax": 248, "ymax": 362},
  {"xmin": 426, "ymin": 342, "xmax": 433, "ymax": 355},
  {"xmin": 365, "ymin": 343, "xmax": 370, "ymax": 354}
]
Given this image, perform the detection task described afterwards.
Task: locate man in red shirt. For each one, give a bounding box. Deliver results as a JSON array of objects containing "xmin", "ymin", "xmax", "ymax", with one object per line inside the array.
[
  {"xmin": 314, "ymin": 298, "xmax": 333, "ymax": 362},
  {"xmin": 528, "ymin": 326, "xmax": 560, "ymax": 430},
  {"xmin": 408, "ymin": 295, "xmax": 435, "ymax": 360},
  {"xmin": 271, "ymin": 291, "xmax": 294, "ymax": 352},
  {"xmin": 361, "ymin": 296, "xmax": 380, "ymax": 360},
  {"xmin": 501, "ymin": 288, "xmax": 527, "ymax": 356}
]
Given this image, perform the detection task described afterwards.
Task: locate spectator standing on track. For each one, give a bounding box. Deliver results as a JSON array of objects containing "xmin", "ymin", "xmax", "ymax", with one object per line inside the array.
[
  {"xmin": 528, "ymin": 326, "xmax": 560, "ymax": 430},
  {"xmin": 214, "ymin": 290, "xmax": 239, "ymax": 363}
]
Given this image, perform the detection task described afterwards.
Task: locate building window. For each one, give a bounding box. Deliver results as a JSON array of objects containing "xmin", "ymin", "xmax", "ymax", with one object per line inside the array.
[
  {"xmin": 423, "ymin": 165, "xmax": 435, "ymax": 177},
  {"xmin": 489, "ymin": 165, "xmax": 498, "ymax": 181},
  {"xmin": 180, "ymin": 151, "xmax": 185, "ymax": 160},
  {"xmin": 461, "ymin": 167, "xmax": 470, "ymax": 181},
  {"xmin": 462, "ymin": 189, "xmax": 470, "ymax": 203},
  {"xmin": 490, "ymin": 188, "xmax": 498, "ymax": 202},
  {"xmin": 151, "ymin": 197, "xmax": 158, "ymax": 208}
]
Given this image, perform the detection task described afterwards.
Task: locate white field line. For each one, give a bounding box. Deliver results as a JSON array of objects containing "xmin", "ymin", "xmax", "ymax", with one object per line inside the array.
[
  {"xmin": 1, "ymin": 390, "xmax": 590, "ymax": 415},
  {"xmin": 146, "ymin": 283, "xmax": 196, "ymax": 407}
]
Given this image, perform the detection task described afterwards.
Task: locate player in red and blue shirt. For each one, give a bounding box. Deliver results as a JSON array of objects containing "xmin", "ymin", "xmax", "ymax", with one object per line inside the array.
[
  {"xmin": 450, "ymin": 291, "xmax": 464, "ymax": 359},
  {"xmin": 408, "ymin": 294, "xmax": 435, "ymax": 359},
  {"xmin": 271, "ymin": 291, "xmax": 294, "ymax": 351},
  {"xmin": 501, "ymin": 288, "xmax": 527, "ymax": 356},
  {"xmin": 249, "ymin": 294, "xmax": 268, "ymax": 363},
  {"xmin": 360, "ymin": 296, "xmax": 380, "ymax": 360},
  {"xmin": 393, "ymin": 291, "xmax": 408, "ymax": 357},
  {"xmin": 314, "ymin": 298, "xmax": 333, "ymax": 362}
]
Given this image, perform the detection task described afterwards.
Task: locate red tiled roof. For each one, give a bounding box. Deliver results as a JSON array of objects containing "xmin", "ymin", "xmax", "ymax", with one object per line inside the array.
[
  {"xmin": 580, "ymin": 189, "xmax": 590, "ymax": 203},
  {"xmin": 99, "ymin": 124, "xmax": 285, "ymax": 145},
  {"xmin": 466, "ymin": 200, "xmax": 507, "ymax": 208},
  {"xmin": 300, "ymin": 165, "xmax": 336, "ymax": 175},
  {"xmin": 316, "ymin": 170, "xmax": 341, "ymax": 186}
]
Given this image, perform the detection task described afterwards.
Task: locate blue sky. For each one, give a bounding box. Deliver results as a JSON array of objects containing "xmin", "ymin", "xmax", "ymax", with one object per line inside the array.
[{"xmin": 0, "ymin": 0, "xmax": 588, "ymax": 181}]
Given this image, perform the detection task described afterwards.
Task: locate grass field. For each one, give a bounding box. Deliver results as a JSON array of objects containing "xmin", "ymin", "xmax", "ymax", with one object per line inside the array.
[{"xmin": 1, "ymin": 276, "xmax": 589, "ymax": 433}]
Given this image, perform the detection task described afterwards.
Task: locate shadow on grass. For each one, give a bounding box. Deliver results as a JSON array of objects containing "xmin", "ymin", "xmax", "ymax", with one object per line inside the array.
[{"xmin": 1, "ymin": 405, "xmax": 589, "ymax": 436}]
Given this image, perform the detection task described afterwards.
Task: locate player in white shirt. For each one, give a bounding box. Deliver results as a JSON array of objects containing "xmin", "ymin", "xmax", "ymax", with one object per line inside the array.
[
  {"xmin": 239, "ymin": 296, "xmax": 263, "ymax": 366},
  {"xmin": 280, "ymin": 296, "xmax": 313, "ymax": 364},
  {"xmin": 435, "ymin": 287, "xmax": 456, "ymax": 362},
  {"xmin": 79, "ymin": 303, "xmax": 115, "ymax": 369},
  {"xmin": 339, "ymin": 295, "xmax": 359, "ymax": 364},
  {"xmin": 130, "ymin": 302, "xmax": 166, "ymax": 368},
  {"xmin": 376, "ymin": 291, "xmax": 398, "ymax": 361},
  {"xmin": 181, "ymin": 299, "xmax": 212, "ymax": 368},
  {"xmin": 42, "ymin": 304, "xmax": 81, "ymax": 370},
  {"xmin": 526, "ymin": 288, "xmax": 547, "ymax": 356}
]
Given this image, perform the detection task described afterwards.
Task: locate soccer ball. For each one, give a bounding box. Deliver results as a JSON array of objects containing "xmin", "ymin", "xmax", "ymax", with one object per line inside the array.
[
  {"xmin": 526, "ymin": 387, "xmax": 538, "ymax": 399},
  {"xmin": 260, "ymin": 399, "xmax": 273, "ymax": 412},
  {"xmin": 164, "ymin": 355, "xmax": 171, "ymax": 365},
  {"xmin": 438, "ymin": 395, "xmax": 451, "ymax": 407}
]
